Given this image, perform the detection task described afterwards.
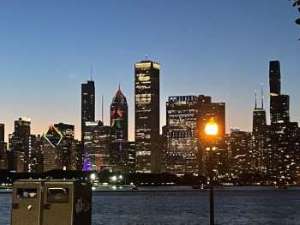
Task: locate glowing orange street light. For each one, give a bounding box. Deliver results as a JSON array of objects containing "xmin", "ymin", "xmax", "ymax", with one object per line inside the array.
[
  {"xmin": 204, "ymin": 118, "xmax": 218, "ymax": 137},
  {"xmin": 203, "ymin": 117, "xmax": 218, "ymax": 225}
]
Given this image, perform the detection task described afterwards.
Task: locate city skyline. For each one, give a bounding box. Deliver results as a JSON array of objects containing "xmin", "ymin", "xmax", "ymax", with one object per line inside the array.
[
  {"xmin": 0, "ymin": 57, "xmax": 298, "ymax": 141},
  {"xmin": 1, "ymin": 2, "xmax": 300, "ymax": 225},
  {"xmin": 0, "ymin": 1, "xmax": 300, "ymax": 141}
]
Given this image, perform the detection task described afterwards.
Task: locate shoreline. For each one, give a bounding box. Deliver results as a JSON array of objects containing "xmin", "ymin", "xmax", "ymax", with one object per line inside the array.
[{"xmin": 1, "ymin": 185, "xmax": 300, "ymax": 194}]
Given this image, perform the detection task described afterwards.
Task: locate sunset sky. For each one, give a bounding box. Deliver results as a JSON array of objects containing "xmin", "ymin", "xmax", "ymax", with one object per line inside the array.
[{"xmin": 0, "ymin": 0, "xmax": 299, "ymax": 141}]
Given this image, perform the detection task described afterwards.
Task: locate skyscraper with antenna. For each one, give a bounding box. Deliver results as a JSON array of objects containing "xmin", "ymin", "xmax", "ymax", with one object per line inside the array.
[
  {"xmin": 253, "ymin": 87, "xmax": 266, "ymax": 135},
  {"xmin": 252, "ymin": 86, "xmax": 267, "ymax": 174},
  {"xmin": 110, "ymin": 85, "xmax": 129, "ymax": 172},
  {"xmin": 110, "ymin": 85, "xmax": 128, "ymax": 141}
]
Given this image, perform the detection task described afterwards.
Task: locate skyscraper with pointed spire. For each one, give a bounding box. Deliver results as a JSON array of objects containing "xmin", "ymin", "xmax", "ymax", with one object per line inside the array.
[
  {"xmin": 110, "ymin": 85, "xmax": 128, "ymax": 141},
  {"xmin": 110, "ymin": 85, "xmax": 130, "ymax": 172}
]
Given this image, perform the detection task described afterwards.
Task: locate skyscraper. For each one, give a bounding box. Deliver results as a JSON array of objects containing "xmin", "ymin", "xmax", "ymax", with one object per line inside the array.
[
  {"xmin": 252, "ymin": 91, "xmax": 268, "ymax": 174},
  {"xmin": 0, "ymin": 123, "xmax": 4, "ymax": 155},
  {"xmin": 111, "ymin": 85, "xmax": 128, "ymax": 141},
  {"xmin": 0, "ymin": 123, "xmax": 7, "ymax": 170},
  {"xmin": 252, "ymin": 108, "xmax": 267, "ymax": 135},
  {"xmin": 135, "ymin": 60, "xmax": 160, "ymax": 173},
  {"xmin": 81, "ymin": 80, "xmax": 95, "ymax": 142},
  {"xmin": 269, "ymin": 61, "xmax": 290, "ymax": 124},
  {"xmin": 9, "ymin": 117, "xmax": 31, "ymax": 172},
  {"xmin": 269, "ymin": 61, "xmax": 281, "ymax": 96},
  {"xmin": 83, "ymin": 120, "xmax": 111, "ymax": 172},
  {"xmin": 42, "ymin": 123, "xmax": 76, "ymax": 172},
  {"xmin": 267, "ymin": 60, "xmax": 300, "ymax": 183},
  {"xmin": 228, "ymin": 129, "xmax": 252, "ymax": 177},
  {"xmin": 0, "ymin": 124, "xmax": 4, "ymax": 144},
  {"xmin": 42, "ymin": 125, "xmax": 63, "ymax": 172},
  {"xmin": 28, "ymin": 134, "xmax": 43, "ymax": 173},
  {"xmin": 253, "ymin": 89, "xmax": 267, "ymax": 134},
  {"xmin": 163, "ymin": 95, "xmax": 226, "ymax": 176},
  {"xmin": 197, "ymin": 100, "xmax": 226, "ymax": 177},
  {"xmin": 110, "ymin": 86, "xmax": 130, "ymax": 172},
  {"xmin": 163, "ymin": 95, "xmax": 211, "ymax": 175}
]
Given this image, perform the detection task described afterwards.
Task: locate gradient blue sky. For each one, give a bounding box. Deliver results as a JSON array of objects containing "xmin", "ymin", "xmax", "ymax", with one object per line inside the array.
[{"xmin": 0, "ymin": 0, "xmax": 299, "ymax": 141}]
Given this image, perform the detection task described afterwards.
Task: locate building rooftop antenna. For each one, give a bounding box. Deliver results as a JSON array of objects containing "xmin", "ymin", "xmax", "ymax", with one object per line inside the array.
[
  {"xmin": 254, "ymin": 90, "xmax": 257, "ymax": 109},
  {"xmin": 260, "ymin": 83, "xmax": 264, "ymax": 109},
  {"xmin": 101, "ymin": 95, "xmax": 104, "ymax": 123}
]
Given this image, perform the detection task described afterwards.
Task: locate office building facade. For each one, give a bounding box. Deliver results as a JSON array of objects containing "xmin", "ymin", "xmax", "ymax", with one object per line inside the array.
[
  {"xmin": 9, "ymin": 118, "xmax": 31, "ymax": 172},
  {"xmin": 81, "ymin": 80, "xmax": 95, "ymax": 142},
  {"xmin": 42, "ymin": 123, "xmax": 77, "ymax": 172},
  {"xmin": 135, "ymin": 60, "xmax": 160, "ymax": 173},
  {"xmin": 163, "ymin": 95, "xmax": 226, "ymax": 176},
  {"xmin": 0, "ymin": 124, "xmax": 7, "ymax": 170}
]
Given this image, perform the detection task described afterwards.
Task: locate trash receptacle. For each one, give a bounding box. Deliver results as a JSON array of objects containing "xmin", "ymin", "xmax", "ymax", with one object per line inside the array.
[
  {"xmin": 11, "ymin": 180, "xmax": 45, "ymax": 225},
  {"xmin": 42, "ymin": 180, "xmax": 92, "ymax": 225},
  {"xmin": 11, "ymin": 179, "xmax": 92, "ymax": 225}
]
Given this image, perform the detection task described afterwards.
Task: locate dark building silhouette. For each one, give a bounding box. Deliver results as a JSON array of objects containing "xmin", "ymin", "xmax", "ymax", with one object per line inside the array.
[
  {"xmin": 0, "ymin": 123, "xmax": 4, "ymax": 155},
  {"xmin": 81, "ymin": 80, "xmax": 95, "ymax": 142},
  {"xmin": 267, "ymin": 60, "xmax": 300, "ymax": 183},
  {"xmin": 135, "ymin": 60, "xmax": 160, "ymax": 173},
  {"xmin": 110, "ymin": 86, "xmax": 130, "ymax": 173},
  {"xmin": 75, "ymin": 141, "xmax": 84, "ymax": 171},
  {"xmin": 252, "ymin": 107, "xmax": 267, "ymax": 134},
  {"xmin": 9, "ymin": 117, "xmax": 31, "ymax": 172},
  {"xmin": 110, "ymin": 141, "xmax": 136, "ymax": 174},
  {"xmin": 197, "ymin": 101, "xmax": 227, "ymax": 178},
  {"xmin": 29, "ymin": 134, "xmax": 43, "ymax": 173},
  {"xmin": 269, "ymin": 61, "xmax": 290, "ymax": 124},
  {"xmin": 55, "ymin": 123, "xmax": 76, "ymax": 169},
  {"xmin": 228, "ymin": 129, "xmax": 252, "ymax": 177},
  {"xmin": 252, "ymin": 90, "xmax": 268, "ymax": 174},
  {"xmin": 269, "ymin": 61, "xmax": 281, "ymax": 96},
  {"xmin": 0, "ymin": 123, "xmax": 7, "ymax": 170},
  {"xmin": 0, "ymin": 123, "xmax": 4, "ymax": 143},
  {"xmin": 125, "ymin": 141, "xmax": 136, "ymax": 174},
  {"xmin": 42, "ymin": 123, "xmax": 77, "ymax": 172},
  {"xmin": 111, "ymin": 85, "xmax": 128, "ymax": 141},
  {"xmin": 252, "ymin": 91, "xmax": 267, "ymax": 135}
]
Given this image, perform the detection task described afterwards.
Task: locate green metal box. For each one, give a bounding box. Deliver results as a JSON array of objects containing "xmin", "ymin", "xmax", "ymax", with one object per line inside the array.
[{"xmin": 11, "ymin": 179, "xmax": 92, "ymax": 225}]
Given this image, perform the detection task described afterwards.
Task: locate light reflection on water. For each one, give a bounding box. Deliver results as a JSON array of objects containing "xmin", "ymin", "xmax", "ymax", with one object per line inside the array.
[{"xmin": 1, "ymin": 187, "xmax": 300, "ymax": 225}]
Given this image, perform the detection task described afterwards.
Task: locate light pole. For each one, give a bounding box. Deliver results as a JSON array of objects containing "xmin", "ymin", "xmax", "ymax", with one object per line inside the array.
[{"xmin": 204, "ymin": 118, "xmax": 219, "ymax": 225}]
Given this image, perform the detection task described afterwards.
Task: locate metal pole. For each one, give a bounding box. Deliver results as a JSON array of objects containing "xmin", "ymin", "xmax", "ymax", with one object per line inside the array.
[
  {"xmin": 209, "ymin": 147, "xmax": 215, "ymax": 225},
  {"xmin": 210, "ymin": 185, "xmax": 214, "ymax": 225}
]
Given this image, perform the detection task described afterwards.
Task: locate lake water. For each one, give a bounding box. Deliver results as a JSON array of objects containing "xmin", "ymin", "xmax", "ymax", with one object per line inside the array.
[{"xmin": 1, "ymin": 187, "xmax": 300, "ymax": 225}]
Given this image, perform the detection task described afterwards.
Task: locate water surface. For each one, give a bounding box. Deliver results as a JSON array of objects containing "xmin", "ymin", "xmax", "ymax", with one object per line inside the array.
[{"xmin": 1, "ymin": 187, "xmax": 299, "ymax": 225}]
